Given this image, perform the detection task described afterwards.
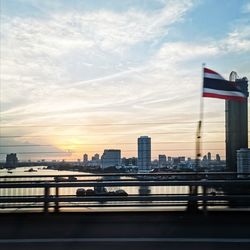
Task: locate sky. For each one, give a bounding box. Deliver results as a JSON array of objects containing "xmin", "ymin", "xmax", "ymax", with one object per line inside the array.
[{"xmin": 0, "ymin": 0, "xmax": 250, "ymax": 161}]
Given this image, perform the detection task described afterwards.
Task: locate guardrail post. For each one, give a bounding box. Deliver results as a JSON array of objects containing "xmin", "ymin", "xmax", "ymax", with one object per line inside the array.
[
  {"xmin": 187, "ymin": 185, "xmax": 198, "ymax": 212},
  {"xmin": 44, "ymin": 184, "xmax": 50, "ymax": 213},
  {"xmin": 54, "ymin": 184, "xmax": 59, "ymax": 213},
  {"xmin": 202, "ymin": 186, "xmax": 207, "ymax": 215}
]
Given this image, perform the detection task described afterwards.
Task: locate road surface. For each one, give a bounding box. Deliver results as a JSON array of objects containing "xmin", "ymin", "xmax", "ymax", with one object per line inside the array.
[{"xmin": 1, "ymin": 211, "xmax": 250, "ymax": 249}]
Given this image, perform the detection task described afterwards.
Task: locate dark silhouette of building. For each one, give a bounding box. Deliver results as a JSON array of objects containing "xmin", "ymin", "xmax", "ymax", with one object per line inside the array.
[
  {"xmin": 207, "ymin": 152, "xmax": 211, "ymax": 161},
  {"xmin": 237, "ymin": 148, "xmax": 250, "ymax": 177},
  {"xmin": 216, "ymin": 153, "xmax": 221, "ymax": 162},
  {"xmin": 138, "ymin": 136, "xmax": 151, "ymax": 171},
  {"xmin": 226, "ymin": 73, "xmax": 248, "ymax": 171},
  {"xmin": 122, "ymin": 157, "xmax": 137, "ymax": 166},
  {"xmin": 5, "ymin": 153, "xmax": 18, "ymax": 168},
  {"xmin": 101, "ymin": 149, "xmax": 121, "ymax": 169},
  {"xmin": 92, "ymin": 154, "xmax": 99, "ymax": 161},
  {"xmin": 83, "ymin": 154, "xmax": 88, "ymax": 162},
  {"xmin": 158, "ymin": 154, "xmax": 166, "ymax": 167}
]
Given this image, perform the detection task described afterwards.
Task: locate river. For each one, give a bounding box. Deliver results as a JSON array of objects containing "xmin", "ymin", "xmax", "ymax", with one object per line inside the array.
[{"xmin": 0, "ymin": 166, "xmax": 189, "ymax": 196}]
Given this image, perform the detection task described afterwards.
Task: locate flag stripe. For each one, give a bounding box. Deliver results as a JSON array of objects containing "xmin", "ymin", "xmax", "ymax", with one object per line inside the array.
[
  {"xmin": 203, "ymin": 88, "xmax": 246, "ymax": 98},
  {"xmin": 204, "ymin": 73, "xmax": 225, "ymax": 80},
  {"xmin": 204, "ymin": 68, "xmax": 224, "ymax": 79},
  {"xmin": 203, "ymin": 67, "xmax": 246, "ymax": 101},
  {"xmin": 204, "ymin": 68, "xmax": 221, "ymax": 75},
  {"xmin": 203, "ymin": 92, "xmax": 245, "ymax": 101},
  {"xmin": 203, "ymin": 78, "xmax": 243, "ymax": 92}
]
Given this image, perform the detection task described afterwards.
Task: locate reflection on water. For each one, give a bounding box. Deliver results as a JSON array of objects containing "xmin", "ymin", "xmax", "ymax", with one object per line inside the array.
[
  {"xmin": 139, "ymin": 186, "xmax": 151, "ymax": 196},
  {"xmin": 0, "ymin": 166, "xmax": 229, "ymax": 212},
  {"xmin": 0, "ymin": 166, "xmax": 190, "ymax": 197}
]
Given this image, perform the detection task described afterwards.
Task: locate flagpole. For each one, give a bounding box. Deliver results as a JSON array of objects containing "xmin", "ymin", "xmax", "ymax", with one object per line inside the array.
[
  {"xmin": 188, "ymin": 64, "xmax": 206, "ymax": 212},
  {"xmin": 200, "ymin": 63, "xmax": 205, "ymax": 122},
  {"xmin": 195, "ymin": 63, "xmax": 205, "ymax": 170}
]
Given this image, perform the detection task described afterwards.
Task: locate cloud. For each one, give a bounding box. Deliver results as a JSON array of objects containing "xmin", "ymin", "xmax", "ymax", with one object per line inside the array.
[
  {"xmin": 152, "ymin": 42, "xmax": 219, "ymax": 66},
  {"xmin": 0, "ymin": 138, "xmax": 72, "ymax": 161},
  {"xmin": 1, "ymin": 0, "xmax": 196, "ymax": 118},
  {"xmin": 242, "ymin": 2, "xmax": 250, "ymax": 13},
  {"xmin": 219, "ymin": 25, "xmax": 250, "ymax": 52},
  {"xmin": 1, "ymin": 0, "xmax": 194, "ymax": 58},
  {"xmin": 1, "ymin": 0, "xmax": 249, "ymax": 160}
]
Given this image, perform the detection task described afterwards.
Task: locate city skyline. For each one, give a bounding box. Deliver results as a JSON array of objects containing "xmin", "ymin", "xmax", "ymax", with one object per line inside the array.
[
  {"xmin": 2, "ymin": 138, "xmax": 223, "ymax": 163},
  {"xmin": 4, "ymin": 148, "xmax": 223, "ymax": 164},
  {"xmin": 1, "ymin": 0, "xmax": 250, "ymax": 161}
]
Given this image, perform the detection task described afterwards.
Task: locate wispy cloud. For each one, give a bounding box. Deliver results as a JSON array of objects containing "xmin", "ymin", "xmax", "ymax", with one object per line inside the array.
[
  {"xmin": 1, "ymin": 0, "xmax": 249, "ymax": 160},
  {"xmin": 219, "ymin": 25, "xmax": 250, "ymax": 52},
  {"xmin": 242, "ymin": 2, "xmax": 250, "ymax": 13}
]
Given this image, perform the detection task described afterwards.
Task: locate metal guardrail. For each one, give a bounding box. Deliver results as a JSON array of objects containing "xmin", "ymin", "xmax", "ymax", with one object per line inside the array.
[
  {"xmin": 0, "ymin": 172, "xmax": 250, "ymax": 213},
  {"xmin": 0, "ymin": 171, "xmax": 245, "ymax": 178}
]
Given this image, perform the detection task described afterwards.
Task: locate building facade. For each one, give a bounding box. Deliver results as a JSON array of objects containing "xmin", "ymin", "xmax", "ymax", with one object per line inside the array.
[
  {"xmin": 207, "ymin": 152, "xmax": 211, "ymax": 161},
  {"xmin": 101, "ymin": 149, "xmax": 121, "ymax": 169},
  {"xmin": 137, "ymin": 136, "xmax": 151, "ymax": 171},
  {"xmin": 5, "ymin": 153, "xmax": 18, "ymax": 168},
  {"xmin": 216, "ymin": 154, "xmax": 221, "ymax": 162},
  {"xmin": 158, "ymin": 154, "xmax": 166, "ymax": 168},
  {"xmin": 83, "ymin": 154, "xmax": 88, "ymax": 163},
  {"xmin": 92, "ymin": 154, "xmax": 99, "ymax": 161},
  {"xmin": 226, "ymin": 74, "xmax": 248, "ymax": 171},
  {"xmin": 237, "ymin": 148, "xmax": 250, "ymax": 178}
]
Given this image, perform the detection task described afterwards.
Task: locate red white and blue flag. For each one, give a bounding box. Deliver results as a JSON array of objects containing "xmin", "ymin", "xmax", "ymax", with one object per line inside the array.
[{"xmin": 203, "ymin": 68, "xmax": 246, "ymax": 101}]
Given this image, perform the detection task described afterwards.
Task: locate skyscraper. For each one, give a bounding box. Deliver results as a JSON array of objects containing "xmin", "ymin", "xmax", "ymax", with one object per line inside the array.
[
  {"xmin": 226, "ymin": 74, "xmax": 248, "ymax": 171},
  {"xmin": 138, "ymin": 136, "xmax": 151, "ymax": 171}
]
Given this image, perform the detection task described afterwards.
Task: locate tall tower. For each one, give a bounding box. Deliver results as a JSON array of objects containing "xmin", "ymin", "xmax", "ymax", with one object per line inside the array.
[
  {"xmin": 138, "ymin": 136, "xmax": 151, "ymax": 171},
  {"xmin": 226, "ymin": 73, "xmax": 248, "ymax": 171}
]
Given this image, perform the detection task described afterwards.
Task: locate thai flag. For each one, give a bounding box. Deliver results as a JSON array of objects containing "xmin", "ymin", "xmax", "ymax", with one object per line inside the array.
[{"xmin": 203, "ymin": 68, "xmax": 246, "ymax": 101}]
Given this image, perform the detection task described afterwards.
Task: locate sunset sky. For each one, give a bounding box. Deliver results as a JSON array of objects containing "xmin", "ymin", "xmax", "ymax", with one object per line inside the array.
[{"xmin": 1, "ymin": 0, "xmax": 250, "ymax": 161}]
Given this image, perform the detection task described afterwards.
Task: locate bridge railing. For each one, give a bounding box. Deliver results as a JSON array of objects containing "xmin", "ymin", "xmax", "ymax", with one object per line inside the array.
[{"xmin": 0, "ymin": 172, "xmax": 250, "ymax": 213}]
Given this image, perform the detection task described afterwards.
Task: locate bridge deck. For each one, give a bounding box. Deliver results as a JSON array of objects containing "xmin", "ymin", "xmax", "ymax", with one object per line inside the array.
[{"xmin": 1, "ymin": 211, "xmax": 250, "ymax": 250}]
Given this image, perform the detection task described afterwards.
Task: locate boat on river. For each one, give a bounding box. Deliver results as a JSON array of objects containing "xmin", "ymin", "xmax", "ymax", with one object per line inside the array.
[
  {"xmin": 76, "ymin": 187, "xmax": 128, "ymax": 197},
  {"xmin": 24, "ymin": 168, "xmax": 37, "ymax": 172}
]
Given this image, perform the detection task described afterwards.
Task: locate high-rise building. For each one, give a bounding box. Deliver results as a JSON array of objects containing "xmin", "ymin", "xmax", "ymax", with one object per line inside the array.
[
  {"xmin": 237, "ymin": 148, "xmax": 250, "ymax": 178},
  {"xmin": 216, "ymin": 154, "xmax": 221, "ymax": 162},
  {"xmin": 207, "ymin": 152, "xmax": 211, "ymax": 161},
  {"xmin": 5, "ymin": 153, "xmax": 18, "ymax": 168},
  {"xmin": 226, "ymin": 74, "xmax": 248, "ymax": 171},
  {"xmin": 158, "ymin": 154, "xmax": 166, "ymax": 168},
  {"xmin": 101, "ymin": 149, "xmax": 121, "ymax": 169},
  {"xmin": 83, "ymin": 154, "xmax": 88, "ymax": 163},
  {"xmin": 138, "ymin": 136, "xmax": 151, "ymax": 171}
]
